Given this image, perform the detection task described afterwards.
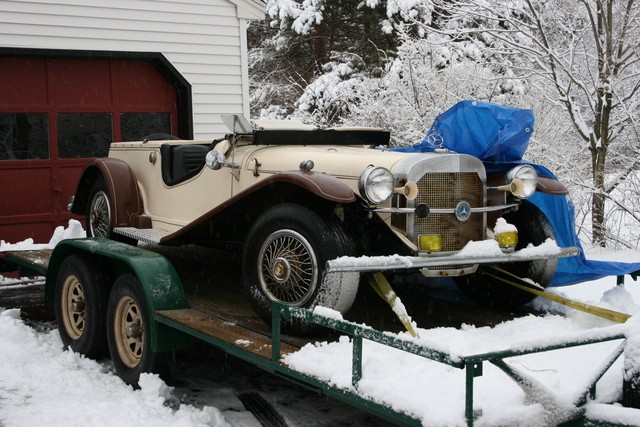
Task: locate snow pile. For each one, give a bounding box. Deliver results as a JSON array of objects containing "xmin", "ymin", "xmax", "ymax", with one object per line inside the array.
[
  {"xmin": 494, "ymin": 217, "xmax": 518, "ymax": 234},
  {"xmin": 284, "ymin": 312, "xmax": 636, "ymax": 425},
  {"xmin": 456, "ymin": 239, "xmax": 505, "ymax": 258},
  {"xmin": 0, "ymin": 219, "xmax": 86, "ymax": 252},
  {"xmin": 329, "ymin": 237, "xmax": 563, "ymax": 272},
  {"xmin": 0, "ymin": 309, "xmax": 228, "ymax": 427},
  {"xmin": 284, "ymin": 253, "xmax": 640, "ymax": 425}
]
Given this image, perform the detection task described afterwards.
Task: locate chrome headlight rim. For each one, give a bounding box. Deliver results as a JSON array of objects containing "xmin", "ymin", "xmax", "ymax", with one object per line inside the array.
[
  {"xmin": 506, "ymin": 165, "xmax": 538, "ymax": 199},
  {"xmin": 358, "ymin": 167, "xmax": 394, "ymax": 205}
]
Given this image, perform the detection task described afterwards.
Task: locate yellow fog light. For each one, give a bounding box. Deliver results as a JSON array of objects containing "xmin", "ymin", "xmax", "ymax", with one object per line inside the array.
[
  {"xmin": 419, "ymin": 234, "xmax": 442, "ymax": 252},
  {"xmin": 496, "ymin": 230, "xmax": 518, "ymax": 252}
]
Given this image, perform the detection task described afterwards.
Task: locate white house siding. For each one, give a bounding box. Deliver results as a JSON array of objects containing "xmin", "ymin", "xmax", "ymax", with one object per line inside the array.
[{"xmin": 0, "ymin": 0, "xmax": 265, "ymax": 139}]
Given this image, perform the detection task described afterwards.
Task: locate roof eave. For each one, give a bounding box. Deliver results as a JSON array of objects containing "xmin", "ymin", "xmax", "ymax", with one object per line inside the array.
[{"xmin": 228, "ymin": 0, "xmax": 266, "ymax": 20}]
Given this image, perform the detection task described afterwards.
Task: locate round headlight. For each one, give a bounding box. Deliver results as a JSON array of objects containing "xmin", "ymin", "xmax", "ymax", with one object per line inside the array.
[
  {"xmin": 358, "ymin": 167, "xmax": 394, "ymax": 204},
  {"xmin": 506, "ymin": 165, "xmax": 538, "ymax": 199}
]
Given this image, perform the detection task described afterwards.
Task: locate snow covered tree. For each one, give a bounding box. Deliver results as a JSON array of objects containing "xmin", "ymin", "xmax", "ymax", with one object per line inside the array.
[
  {"xmin": 343, "ymin": 33, "xmax": 527, "ymax": 145},
  {"xmin": 249, "ymin": 0, "xmax": 442, "ymax": 123},
  {"xmin": 249, "ymin": 0, "xmax": 399, "ymax": 121},
  {"xmin": 434, "ymin": 0, "xmax": 640, "ymax": 246}
]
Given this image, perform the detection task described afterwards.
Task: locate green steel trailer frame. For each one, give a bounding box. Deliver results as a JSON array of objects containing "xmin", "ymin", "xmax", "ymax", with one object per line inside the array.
[{"xmin": 0, "ymin": 238, "xmax": 636, "ymax": 426}]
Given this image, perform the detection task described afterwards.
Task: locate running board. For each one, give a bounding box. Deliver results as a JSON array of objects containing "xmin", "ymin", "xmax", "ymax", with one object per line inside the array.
[{"xmin": 113, "ymin": 227, "xmax": 169, "ymax": 245}]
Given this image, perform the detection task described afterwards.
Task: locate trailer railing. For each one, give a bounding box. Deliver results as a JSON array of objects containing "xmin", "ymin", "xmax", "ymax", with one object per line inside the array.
[{"xmin": 272, "ymin": 303, "xmax": 628, "ymax": 426}]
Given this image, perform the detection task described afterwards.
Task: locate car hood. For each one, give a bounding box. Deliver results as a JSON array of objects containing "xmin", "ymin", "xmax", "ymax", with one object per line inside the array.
[{"xmin": 238, "ymin": 144, "xmax": 418, "ymax": 179}]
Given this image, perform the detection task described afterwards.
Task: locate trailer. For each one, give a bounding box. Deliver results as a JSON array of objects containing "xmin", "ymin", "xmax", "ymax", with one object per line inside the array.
[{"xmin": 1, "ymin": 238, "xmax": 638, "ymax": 426}]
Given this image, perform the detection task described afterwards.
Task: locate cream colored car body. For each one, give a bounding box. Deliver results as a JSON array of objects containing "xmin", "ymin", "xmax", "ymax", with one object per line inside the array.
[
  {"xmin": 108, "ymin": 140, "xmax": 411, "ymax": 234},
  {"xmin": 72, "ymin": 120, "xmax": 580, "ymax": 320}
]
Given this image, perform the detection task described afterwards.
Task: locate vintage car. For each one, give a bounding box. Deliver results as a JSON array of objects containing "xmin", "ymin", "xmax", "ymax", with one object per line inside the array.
[{"xmin": 69, "ymin": 113, "xmax": 578, "ymax": 333}]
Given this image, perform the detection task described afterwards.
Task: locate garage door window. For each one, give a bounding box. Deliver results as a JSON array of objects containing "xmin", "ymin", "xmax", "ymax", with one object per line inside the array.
[
  {"xmin": 121, "ymin": 112, "xmax": 171, "ymax": 141},
  {"xmin": 58, "ymin": 113, "xmax": 113, "ymax": 158},
  {"xmin": 0, "ymin": 113, "xmax": 49, "ymax": 160}
]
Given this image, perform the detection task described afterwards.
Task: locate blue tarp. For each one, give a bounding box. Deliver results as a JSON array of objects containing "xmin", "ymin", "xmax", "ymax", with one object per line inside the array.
[
  {"xmin": 394, "ymin": 100, "xmax": 534, "ymax": 162},
  {"xmin": 394, "ymin": 100, "xmax": 640, "ymax": 286}
]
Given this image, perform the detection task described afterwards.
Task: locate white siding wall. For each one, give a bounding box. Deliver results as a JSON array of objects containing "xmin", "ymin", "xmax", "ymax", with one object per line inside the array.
[{"xmin": 0, "ymin": 0, "xmax": 264, "ymax": 139}]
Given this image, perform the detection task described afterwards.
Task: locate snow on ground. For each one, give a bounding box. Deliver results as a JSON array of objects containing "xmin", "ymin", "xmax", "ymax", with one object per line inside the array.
[
  {"xmin": 0, "ymin": 309, "xmax": 228, "ymax": 427},
  {"xmin": 2, "ymin": 221, "xmax": 640, "ymax": 426}
]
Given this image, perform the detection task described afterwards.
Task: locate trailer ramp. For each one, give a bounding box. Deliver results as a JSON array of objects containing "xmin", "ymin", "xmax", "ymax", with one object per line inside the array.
[{"xmin": 0, "ymin": 249, "xmax": 51, "ymax": 276}]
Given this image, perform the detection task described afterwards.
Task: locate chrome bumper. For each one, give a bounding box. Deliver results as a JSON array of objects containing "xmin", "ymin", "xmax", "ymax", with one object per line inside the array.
[{"xmin": 326, "ymin": 245, "xmax": 580, "ymax": 273}]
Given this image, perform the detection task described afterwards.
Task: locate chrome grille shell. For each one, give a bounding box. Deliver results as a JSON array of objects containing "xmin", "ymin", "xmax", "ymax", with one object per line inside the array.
[
  {"xmin": 414, "ymin": 172, "xmax": 484, "ymax": 251},
  {"xmin": 391, "ymin": 153, "xmax": 487, "ymax": 252}
]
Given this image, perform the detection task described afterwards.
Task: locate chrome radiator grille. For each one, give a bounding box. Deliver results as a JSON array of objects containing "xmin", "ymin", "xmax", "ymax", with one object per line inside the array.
[{"xmin": 413, "ymin": 172, "xmax": 484, "ymax": 252}]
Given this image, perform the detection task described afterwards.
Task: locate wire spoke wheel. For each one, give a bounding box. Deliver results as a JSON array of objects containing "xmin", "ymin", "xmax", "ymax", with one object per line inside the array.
[
  {"xmin": 243, "ymin": 204, "xmax": 359, "ymax": 335},
  {"xmin": 258, "ymin": 230, "xmax": 318, "ymax": 306},
  {"xmin": 60, "ymin": 275, "xmax": 86, "ymax": 339},
  {"xmin": 89, "ymin": 190, "xmax": 112, "ymax": 238},
  {"xmin": 113, "ymin": 296, "xmax": 144, "ymax": 369}
]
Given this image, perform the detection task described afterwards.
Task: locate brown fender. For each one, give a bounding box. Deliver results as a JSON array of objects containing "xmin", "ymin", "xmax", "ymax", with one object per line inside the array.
[
  {"xmin": 71, "ymin": 158, "xmax": 146, "ymax": 228},
  {"xmin": 160, "ymin": 170, "xmax": 356, "ymax": 244},
  {"xmin": 271, "ymin": 171, "xmax": 356, "ymax": 203}
]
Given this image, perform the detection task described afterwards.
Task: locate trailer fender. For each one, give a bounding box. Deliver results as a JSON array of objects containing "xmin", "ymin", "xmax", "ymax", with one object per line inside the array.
[
  {"xmin": 71, "ymin": 158, "xmax": 146, "ymax": 228},
  {"xmin": 46, "ymin": 239, "xmax": 189, "ymax": 351}
]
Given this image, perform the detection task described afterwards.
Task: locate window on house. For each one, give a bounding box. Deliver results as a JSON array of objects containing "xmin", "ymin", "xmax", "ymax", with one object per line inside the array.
[
  {"xmin": 58, "ymin": 113, "xmax": 113, "ymax": 158},
  {"xmin": 0, "ymin": 113, "xmax": 49, "ymax": 160},
  {"xmin": 121, "ymin": 112, "xmax": 171, "ymax": 141}
]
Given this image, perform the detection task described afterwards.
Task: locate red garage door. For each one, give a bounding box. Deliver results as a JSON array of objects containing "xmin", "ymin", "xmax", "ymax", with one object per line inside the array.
[{"xmin": 0, "ymin": 55, "xmax": 183, "ymax": 243}]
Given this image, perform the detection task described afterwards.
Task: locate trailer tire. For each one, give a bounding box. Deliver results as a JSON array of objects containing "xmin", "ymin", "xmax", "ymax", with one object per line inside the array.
[
  {"xmin": 455, "ymin": 203, "xmax": 557, "ymax": 309},
  {"xmin": 55, "ymin": 254, "xmax": 109, "ymax": 358},
  {"xmin": 107, "ymin": 273, "xmax": 167, "ymax": 387},
  {"xmin": 243, "ymin": 204, "xmax": 359, "ymax": 335}
]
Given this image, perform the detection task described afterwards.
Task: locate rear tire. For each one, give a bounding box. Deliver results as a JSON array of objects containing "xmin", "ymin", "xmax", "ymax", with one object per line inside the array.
[
  {"xmin": 86, "ymin": 178, "xmax": 113, "ymax": 239},
  {"xmin": 86, "ymin": 177, "xmax": 137, "ymax": 245},
  {"xmin": 242, "ymin": 204, "xmax": 359, "ymax": 335},
  {"xmin": 106, "ymin": 273, "xmax": 167, "ymax": 387},
  {"xmin": 455, "ymin": 203, "xmax": 557, "ymax": 308},
  {"xmin": 55, "ymin": 254, "xmax": 109, "ymax": 358}
]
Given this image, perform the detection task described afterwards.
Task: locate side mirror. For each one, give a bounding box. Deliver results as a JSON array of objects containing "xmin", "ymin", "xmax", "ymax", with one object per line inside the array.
[{"xmin": 206, "ymin": 149, "xmax": 226, "ymax": 170}]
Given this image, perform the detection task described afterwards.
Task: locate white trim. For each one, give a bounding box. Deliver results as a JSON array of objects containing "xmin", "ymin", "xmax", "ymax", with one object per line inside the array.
[
  {"xmin": 227, "ymin": 0, "xmax": 266, "ymax": 19},
  {"xmin": 239, "ymin": 18, "xmax": 251, "ymax": 119}
]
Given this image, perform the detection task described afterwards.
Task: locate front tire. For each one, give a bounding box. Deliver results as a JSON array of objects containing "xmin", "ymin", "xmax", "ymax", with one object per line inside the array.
[
  {"xmin": 55, "ymin": 254, "xmax": 109, "ymax": 358},
  {"xmin": 455, "ymin": 203, "xmax": 557, "ymax": 309},
  {"xmin": 106, "ymin": 273, "xmax": 167, "ymax": 386},
  {"xmin": 243, "ymin": 204, "xmax": 359, "ymax": 335}
]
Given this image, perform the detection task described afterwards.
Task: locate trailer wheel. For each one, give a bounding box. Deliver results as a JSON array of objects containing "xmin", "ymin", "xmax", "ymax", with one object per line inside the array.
[
  {"xmin": 455, "ymin": 203, "xmax": 557, "ymax": 309},
  {"xmin": 243, "ymin": 204, "xmax": 359, "ymax": 335},
  {"xmin": 55, "ymin": 254, "xmax": 109, "ymax": 358},
  {"xmin": 107, "ymin": 273, "xmax": 166, "ymax": 387}
]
